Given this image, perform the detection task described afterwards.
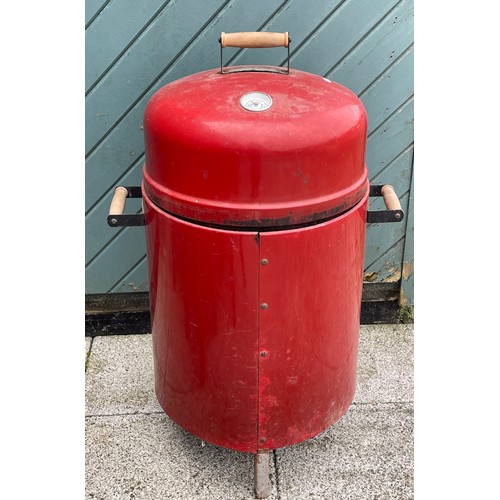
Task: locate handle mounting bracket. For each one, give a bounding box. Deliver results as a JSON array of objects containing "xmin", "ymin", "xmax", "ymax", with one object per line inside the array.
[
  {"xmin": 107, "ymin": 186, "xmax": 145, "ymax": 227},
  {"xmin": 367, "ymin": 185, "xmax": 405, "ymax": 223}
]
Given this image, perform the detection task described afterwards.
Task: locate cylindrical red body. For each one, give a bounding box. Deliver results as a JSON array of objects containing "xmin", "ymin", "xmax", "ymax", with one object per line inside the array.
[{"xmin": 142, "ymin": 67, "xmax": 368, "ymax": 453}]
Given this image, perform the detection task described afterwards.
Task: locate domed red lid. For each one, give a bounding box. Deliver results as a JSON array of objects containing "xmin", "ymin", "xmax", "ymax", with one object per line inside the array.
[{"xmin": 143, "ymin": 67, "xmax": 368, "ymax": 228}]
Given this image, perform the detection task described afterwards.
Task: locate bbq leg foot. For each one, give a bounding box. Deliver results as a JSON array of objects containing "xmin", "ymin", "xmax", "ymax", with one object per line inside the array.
[{"xmin": 254, "ymin": 450, "xmax": 270, "ymax": 499}]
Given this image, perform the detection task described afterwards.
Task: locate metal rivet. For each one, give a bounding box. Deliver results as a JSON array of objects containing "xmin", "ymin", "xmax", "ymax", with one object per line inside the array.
[
  {"xmin": 260, "ymin": 351, "xmax": 267, "ymax": 358},
  {"xmin": 110, "ymin": 218, "xmax": 117, "ymax": 224},
  {"xmin": 260, "ymin": 437, "xmax": 266, "ymax": 443},
  {"xmin": 261, "ymin": 258, "xmax": 269, "ymax": 265},
  {"xmin": 261, "ymin": 303, "xmax": 268, "ymax": 310},
  {"xmin": 395, "ymin": 213, "xmax": 401, "ymax": 219}
]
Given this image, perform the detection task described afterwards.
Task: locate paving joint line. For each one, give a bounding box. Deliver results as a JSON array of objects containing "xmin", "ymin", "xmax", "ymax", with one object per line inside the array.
[
  {"xmin": 273, "ymin": 449, "xmax": 282, "ymax": 499},
  {"xmin": 351, "ymin": 400, "xmax": 413, "ymax": 407},
  {"xmin": 86, "ymin": 410, "xmax": 165, "ymax": 419}
]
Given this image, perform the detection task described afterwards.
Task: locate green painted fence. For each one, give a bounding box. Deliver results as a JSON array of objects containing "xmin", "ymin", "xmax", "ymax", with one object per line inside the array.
[{"xmin": 85, "ymin": 0, "xmax": 414, "ymax": 304}]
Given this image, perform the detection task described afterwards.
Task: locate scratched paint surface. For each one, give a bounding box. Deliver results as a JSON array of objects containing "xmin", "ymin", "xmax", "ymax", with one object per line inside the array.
[
  {"xmin": 143, "ymin": 194, "xmax": 261, "ymax": 452},
  {"xmin": 257, "ymin": 194, "xmax": 367, "ymax": 450}
]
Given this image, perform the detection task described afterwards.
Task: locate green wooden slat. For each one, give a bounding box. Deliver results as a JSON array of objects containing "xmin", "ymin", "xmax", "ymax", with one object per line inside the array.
[
  {"xmin": 85, "ymin": 115, "xmax": 145, "ymax": 212},
  {"xmin": 364, "ymin": 237, "xmax": 406, "ymax": 282},
  {"xmin": 329, "ymin": 0, "xmax": 414, "ymax": 94},
  {"xmin": 368, "ymin": 144, "xmax": 413, "ymax": 211},
  {"xmin": 85, "ymin": 228, "xmax": 147, "ymax": 294},
  {"xmin": 110, "ymin": 256, "xmax": 149, "ymax": 293},
  {"xmin": 360, "ymin": 45, "xmax": 414, "ymax": 135},
  {"xmin": 85, "ymin": 0, "xmax": 110, "ymax": 26},
  {"xmin": 85, "ymin": 0, "xmax": 287, "ymax": 154},
  {"xmin": 366, "ymin": 97, "xmax": 414, "ymax": 179},
  {"xmin": 85, "ymin": 0, "xmax": 168, "ymax": 92},
  {"xmin": 85, "ymin": 0, "xmax": 228, "ymax": 153},
  {"xmin": 289, "ymin": 0, "xmax": 398, "ymax": 75},
  {"xmin": 229, "ymin": 0, "xmax": 343, "ymax": 68}
]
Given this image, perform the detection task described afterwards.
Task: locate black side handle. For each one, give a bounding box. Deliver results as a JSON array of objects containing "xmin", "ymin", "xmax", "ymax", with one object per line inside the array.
[
  {"xmin": 107, "ymin": 186, "xmax": 145, "ymax": 227},
  {"xmin": 367, "ymin": 184, "xmax": 405, "ymax": 223}
]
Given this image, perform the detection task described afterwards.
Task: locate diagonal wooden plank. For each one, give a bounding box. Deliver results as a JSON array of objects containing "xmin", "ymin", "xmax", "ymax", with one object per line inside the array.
[
  {"xmin": 85, "ymin": 0, "xmax": 110, "ymax": 27},
  {"xmin": 109, "ymin": 255, "xmax": 148, "ymax": 293},
  {"xmin": 366, "ymin": 97, "xmax": 414, "ymax": 180},
  {"xmin": 367, "ymin": 94, "xmax": 413, "ymax": 140},
  {"xmin": 85, "ymin": 0, "xmax": 290, "ymax": 155},
  {"xmin": 85, "ymin": 122, "xmax": 145, "ymax": 211},
  {"xmin": 85, "ymin": 0, "xmax": 228, "ymax": 153},
  {"xmin": 86, "ymin": 150, "xmax": 145, "ymax": 216},
  {"xmin": 360, "ymin": 45, "xmax": 414, "ymax": 134},
  {"xmin": 228, "ymin": 0, "xmax": 343, "ymax": 68},
  {"xmin": 364, "ymin": 236, "xmax": 406, "ymax": 282},
  {"xmin": 368, "ymin": 144, "xmax": 413, "ymax": 211},
  {"xmin": 85, "ymin": 227, "xmax": 147, "ymax": 294},
  {"xmin": 289, "ymin": 0, "xmax": 399, "ymax": 76},
  {"xmin": 328, "ymin": 0, "xmax": 414, "ymax": 94},
  {"xmin": 85, "ymin": 0, "xmax": 169, "ymax": 92}
]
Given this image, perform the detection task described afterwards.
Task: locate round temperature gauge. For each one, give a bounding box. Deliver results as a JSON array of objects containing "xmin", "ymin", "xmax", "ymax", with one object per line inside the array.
[{"xmin": 240, "ymin": 92, "xmax": 273, "ymax": 112}]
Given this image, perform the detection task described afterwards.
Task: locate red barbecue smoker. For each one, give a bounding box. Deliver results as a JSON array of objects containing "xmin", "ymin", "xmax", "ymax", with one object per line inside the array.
[{"xmin": 107, "ymin": 32, "xmax": 404, "ymax": 498}]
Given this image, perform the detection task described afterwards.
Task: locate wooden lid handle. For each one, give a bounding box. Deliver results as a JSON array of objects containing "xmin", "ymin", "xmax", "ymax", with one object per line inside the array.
[{"xmin": 220, "ymin": 31, "xmax": 289, "ymax": 48}]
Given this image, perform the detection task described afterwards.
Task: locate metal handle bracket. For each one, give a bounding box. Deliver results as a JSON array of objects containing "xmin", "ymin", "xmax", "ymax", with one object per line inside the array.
[
  {"xmin": 107, "ymin": 186, "xmax": 145, "ymax": 227},
  {"xmin": 367, "ymin": 184, "xmax": 405, "ymax": 223}
]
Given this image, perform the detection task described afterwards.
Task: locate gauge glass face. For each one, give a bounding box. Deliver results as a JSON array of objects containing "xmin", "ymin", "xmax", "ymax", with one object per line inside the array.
[{"xmin": 240, "ymin": 92, "xmax": 273, "ymax": 112}]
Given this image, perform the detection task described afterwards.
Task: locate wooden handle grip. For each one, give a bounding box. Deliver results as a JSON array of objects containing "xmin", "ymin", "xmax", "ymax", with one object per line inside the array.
[
  {"xmin": 220, "ymin": 31, "xmax": 289, "ymax": 48},
  {"xmin": 109, "ymin": 187, "xmax": 128, "ymax": 216},
  {"xmin": 381, "ymin": 185, "xmax": 401, "ymax": 211}
]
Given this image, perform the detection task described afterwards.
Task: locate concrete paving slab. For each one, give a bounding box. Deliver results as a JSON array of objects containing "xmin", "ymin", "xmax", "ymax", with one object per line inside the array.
[
  {"xmin": 85, "ymin": 325, "xmax": 413, "ymax": 499},
  {"xmin": 275, "ymin": 403, "xmax": 413, "ymax": 500},
  {"xmin": 86, "ymin": 413, "xmax": 278, "ymax": 500},
  {"xmin": 356, "ymin": 324, "xmax": 413, "ymax": 404},
  {"xmin": 86, "ymin": 335, "xmax": 162, "ymax": 416}
]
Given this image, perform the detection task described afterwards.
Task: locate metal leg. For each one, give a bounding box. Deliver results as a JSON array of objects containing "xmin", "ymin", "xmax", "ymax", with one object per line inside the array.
[{"xmin": 254, "ymin": 451, "xmax": 270, "ymax": 499}]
